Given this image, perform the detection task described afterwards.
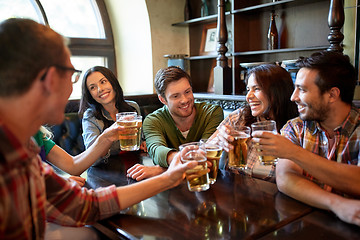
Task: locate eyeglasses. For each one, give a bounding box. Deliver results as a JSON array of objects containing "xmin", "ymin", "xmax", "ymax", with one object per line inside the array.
[{"xmin": 54, "ymin": 65, "xmax": 82, "ymax": 84}]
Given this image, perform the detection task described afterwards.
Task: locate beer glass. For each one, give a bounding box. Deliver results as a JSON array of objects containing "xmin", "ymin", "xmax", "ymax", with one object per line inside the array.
[
  {"xmin": 200, "ymin": 139, "xmax": 222, "ymax": 184},
  {"xmin": 179, "ymin": 142, "xmax": 209, "ymax": 192},
  {"xmin": 116, "ymin": 112, "xmax": 141, "ymax": 151},
  {"xmin": 251, "ymin": 120, "xmax": 277, "ymax": 165},
  {"xmin": 228, "ymin": 126, "xmax": 251, "ymax": 170}
]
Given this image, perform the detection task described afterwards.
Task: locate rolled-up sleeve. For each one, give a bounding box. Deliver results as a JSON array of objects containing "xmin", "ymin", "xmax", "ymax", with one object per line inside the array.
[{"xmin": 44, "ymin": 163, "xmax": 121, "ymax": 226}]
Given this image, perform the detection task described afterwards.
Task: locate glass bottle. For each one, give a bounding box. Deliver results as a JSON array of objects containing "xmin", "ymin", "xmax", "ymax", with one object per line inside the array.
[
  {"xmin": 225, "ymin": 0, "xmax": 231, "ymax": 12},
  {"xmin": 201, "ymin": 0, "xmax": 209, "ymax": 17},
  {"xmin": 184, "ymin": 0, "xmax": 192, "ymax": 21},
  {"xmin": 267, "ymin": 10, "xmax": 279, "ymax": 50}
]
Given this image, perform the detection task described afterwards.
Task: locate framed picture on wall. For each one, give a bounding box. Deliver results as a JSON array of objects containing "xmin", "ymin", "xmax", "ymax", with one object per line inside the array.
[{"xmin": 200, "ymin": 23, "xmax": 217, "ymax": 55}]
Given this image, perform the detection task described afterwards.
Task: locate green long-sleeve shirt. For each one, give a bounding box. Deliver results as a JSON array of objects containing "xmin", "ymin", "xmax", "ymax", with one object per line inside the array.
[{"xmin": 143, "ymin": 102, "xmax": 224, "ymax": 167}]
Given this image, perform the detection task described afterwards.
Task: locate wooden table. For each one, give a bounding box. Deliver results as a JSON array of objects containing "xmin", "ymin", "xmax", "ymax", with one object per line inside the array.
[{"xmin": 85, "ymin": 152, "xmax": 360, "ymax": 240}]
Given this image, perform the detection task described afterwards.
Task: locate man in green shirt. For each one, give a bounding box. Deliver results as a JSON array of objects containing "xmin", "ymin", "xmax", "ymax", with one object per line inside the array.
[{"xmin": 127, "ymin": 66, "xmax": 224, "ymax": 180}]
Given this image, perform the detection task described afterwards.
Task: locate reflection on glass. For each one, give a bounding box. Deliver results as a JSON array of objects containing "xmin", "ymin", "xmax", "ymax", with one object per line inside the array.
[
  {"xmin": 0, "ymin": 0, "xmax": 43, "ymax": 23},
  {"xmin": 69, "ymin": 56, "xmax": 107, "ymax": 100},
  {"xmin": 41, "ymin": 0, "xmax": 105, "ymax": 38},
  {"xmin": 191, "ymin": 201, "xmax": 225, "ymax": 240}
]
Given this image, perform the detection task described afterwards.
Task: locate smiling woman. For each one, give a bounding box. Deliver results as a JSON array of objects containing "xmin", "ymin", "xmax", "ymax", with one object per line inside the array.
[
  {"xmin": 211, "ymin": 64, "xmax": 298, "ymax": 182},
  {"xmin": 78, "ymin": 66, "xmax": 141, "ymax": 167}
]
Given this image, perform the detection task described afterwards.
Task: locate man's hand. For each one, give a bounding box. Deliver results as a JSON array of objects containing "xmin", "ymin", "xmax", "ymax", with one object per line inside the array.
[
  {"xmin": 251, "ymin": 131, "xmax": 300, "ymax": 160},
  {"xmin": 140, "ymin": 141, "xmax": 147, "ymax": 152},
  {"xmin": 127, "ymin": 164, "xmax": 166, "ymax": 181},
  {"xmin": 162, "ymin": 152, "xmax": 198, "ymax": 187}
]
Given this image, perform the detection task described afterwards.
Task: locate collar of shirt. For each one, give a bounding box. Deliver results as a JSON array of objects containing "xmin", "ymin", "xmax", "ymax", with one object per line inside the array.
[
  {"xmin": 0, "ymin": 120, "xmax": 40, "ymax": 169},
  {"xmin": 308, "ymin": 106, "xmax": 360, "ymax": 137},
  {"xmin": 101, "ymin": 108, "xmax": 113, "ymax": 121}
]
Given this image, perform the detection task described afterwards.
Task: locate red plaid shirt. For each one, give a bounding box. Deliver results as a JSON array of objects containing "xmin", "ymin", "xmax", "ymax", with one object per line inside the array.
[
  {"xmin": 281, "ymin": 106, "xmax": 360, "ymax": 194},
  {"xmin": 0, "ymin": 121, "xmax": 121, "ymax": 240}
]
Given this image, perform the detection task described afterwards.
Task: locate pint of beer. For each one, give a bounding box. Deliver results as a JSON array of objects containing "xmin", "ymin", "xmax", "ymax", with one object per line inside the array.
[
  {"xmin": 200, "ymin": 139, "xmax": 223, "ymax": 184},
  {"xmin": 179, "ymin": 142, "xmax": 209, "ymax": 192},
  {"xmin": 116, "ymin": 112, "xmax": 142, "ymax": 151},
  {"xmin": 228, "ymin": 126, "xmax": 251, "ymax": 170},
  {"xmin": 251, "ymin": 120, "xmax": 277, "ymax": 165}
]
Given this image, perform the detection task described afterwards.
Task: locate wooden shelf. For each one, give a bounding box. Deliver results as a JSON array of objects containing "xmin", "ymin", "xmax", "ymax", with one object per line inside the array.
[
  {"xmin": 232, "ymin": 0, "xmax": 325, "ymax": 14},
  {"xmin": 171, "ymin": 0, "xmax": 331, "ymax": 94},
  {"xmin": 186, "ymin": 53, "xmax": 231, "ymax": 60},
  {"xmin": 172, "ymin": 12, "xmax": 231, "ymax": 26},
  {"xmin": 232, "ymin": 46, "xmax": 329, "ymax": 56}
]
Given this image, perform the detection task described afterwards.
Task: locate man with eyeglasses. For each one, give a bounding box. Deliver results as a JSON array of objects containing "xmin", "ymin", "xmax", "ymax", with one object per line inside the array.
[
  {"xmin": 45, "ymin": 64, "xmax": 82, "ymax": 84},
  {"xmin": 0, "ymin": 18, "xmax": 197, "ymax": 239}
]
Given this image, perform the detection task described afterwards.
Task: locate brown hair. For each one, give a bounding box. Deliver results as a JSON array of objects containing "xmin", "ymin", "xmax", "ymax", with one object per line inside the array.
[
  {"xmin": 154, "ymin": 66, "xmax": 192, "ymax": 99},
  {"xmin": 242, "ymin": 64, "xmax": 298, "ymax": 131},
  {"xmin": 0, "ymin": 18, "xmax": 68, "ymax": 97},
  {"xmin": 78, "ymin": 66, "xmax": 135, "ymax": 128},
  {"xmin": 296, "ymin": 51, "xmax": 356, "ymax": 104}
]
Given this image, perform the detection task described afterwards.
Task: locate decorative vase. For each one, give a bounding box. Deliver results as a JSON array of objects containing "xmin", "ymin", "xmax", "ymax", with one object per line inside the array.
[
  {"xmin": 201, "ymin": 0, "xmax": 209, "ymax": 17},
  {"xmin": 184, "ymin": 0, "xmax": 192, "ymax": 21}
]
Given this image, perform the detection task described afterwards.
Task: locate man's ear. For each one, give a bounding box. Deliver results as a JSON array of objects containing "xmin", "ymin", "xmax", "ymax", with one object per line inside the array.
[
  {"xmin": 328, "ymin": 87, "xmax": 341, "ymax": 103},
  {"xmin": 39, "ymin": 66, "xmax": 57, "ymax": 94},
  {"xmin": 158, "ymin": 94, "xmax": 167, "ymax": 105}
]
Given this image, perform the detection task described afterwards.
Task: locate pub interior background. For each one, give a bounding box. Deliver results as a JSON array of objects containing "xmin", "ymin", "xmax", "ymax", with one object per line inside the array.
[
  {"xmin": 1, "ymin": 0, "xmax": 359, "ymax": 172},
  {"xmin": 2, "ymin": 0, "xmax": 358, "ymax": 99},
  {"xmin": 2, "ymin": 1, "xmax": 360, "ymax": 238}
]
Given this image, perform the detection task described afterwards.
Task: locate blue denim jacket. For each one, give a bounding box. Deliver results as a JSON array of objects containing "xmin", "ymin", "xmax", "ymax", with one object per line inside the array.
[{"xmin": 81, "ymin": 100, "xmax": 140, "ymax": 166}]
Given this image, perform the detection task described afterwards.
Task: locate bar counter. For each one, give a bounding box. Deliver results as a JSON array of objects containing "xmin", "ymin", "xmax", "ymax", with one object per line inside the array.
[{"xmin": 85, "ymin": 152, "xmax": 360, "ymax": 240}]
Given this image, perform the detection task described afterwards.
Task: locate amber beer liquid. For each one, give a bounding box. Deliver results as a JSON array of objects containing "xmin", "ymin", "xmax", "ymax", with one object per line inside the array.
[
  {"xmin": 184, "ymin": 157, "xmax": 209, "ymax": 192},
  {"xmin": 258, "ymin": 142, "xmax": 277, "ymax": 165},
  {"xmin": 118, "ymin": 119, "xmax": 142, "ymax": 151},
  {"xmin": 181, "ymin": 150, "xmax": 209, "ymax": 192},
  {"xmin": 206, "ymin": 147, "xmax": 223, "ymax": 184},
  {"xmin": 251, "ymin": 120, "xmax": 278, "ymax": 165},
  {"xmin": 228, "ymin": 132, "xmax": 250, "ymax": 169}
]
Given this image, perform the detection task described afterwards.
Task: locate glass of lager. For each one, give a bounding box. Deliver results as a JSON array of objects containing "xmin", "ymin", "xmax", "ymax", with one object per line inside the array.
[
  {"xmin": 116, "ymin": 112, "xmax": 141, "ymax": 151},
  {"xmin": 251, "ymin": 120, "xmax": 277, "ymax": 165},
  {"xmin": 200, "ymin": 139, "xmax": 223, "ymax": 184},
  {"xmin": 179, "ymin": 142, "xmax": 209, "ymax": 192},
  {"xmin": 228, "ymin": 126, "xmax": 251, "ymax": 170}
]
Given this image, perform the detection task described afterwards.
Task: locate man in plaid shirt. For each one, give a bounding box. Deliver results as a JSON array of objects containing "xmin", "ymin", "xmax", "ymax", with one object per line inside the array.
[
  {"xmin": 0, "ymin": 18, "xmax": 197, "ymax": 239},
  {"xmin": 252, "ymin": 51, "xmax": 360, "ymax": 226}
]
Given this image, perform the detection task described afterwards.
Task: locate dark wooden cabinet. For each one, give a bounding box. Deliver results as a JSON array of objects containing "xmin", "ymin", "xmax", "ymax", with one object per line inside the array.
[{"xmin": 173, "ymin": 0, "xmax": 332, "ymax": 95}]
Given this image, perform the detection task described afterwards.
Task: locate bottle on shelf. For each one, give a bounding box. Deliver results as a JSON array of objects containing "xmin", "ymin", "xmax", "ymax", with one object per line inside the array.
[
  {"xmin": 267, "ymin": 10, "xmax": 279, "ymax": 50},
  {"xmin": 184, "ymin": 0, "xmax": 192, "ymax": 21},
  {"xmin": 201, "ymin": 0, "xmax": 209, "ymax": 17},
  {"xmin": 225, "ymin": 0, "xmax": 231, "ymax": 12}
]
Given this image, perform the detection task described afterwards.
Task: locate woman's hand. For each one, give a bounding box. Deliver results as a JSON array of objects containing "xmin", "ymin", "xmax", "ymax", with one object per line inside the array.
[
  {"xmin": 100, "ymin": 122, "xmax": 123, "ymax": 143},
  {"xmin": 217, "ymin": 125, "xmax": 235, "ymax": 152}
]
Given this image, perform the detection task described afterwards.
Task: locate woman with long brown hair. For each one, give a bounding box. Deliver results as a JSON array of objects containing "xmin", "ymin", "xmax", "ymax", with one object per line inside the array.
[
  {"xmin": 213, "ymin": 64, "xmax": 298, "ymax": 182},
  {"xmin": 79, "ymin": 66, "xmax": 141, "ymax": 166}
]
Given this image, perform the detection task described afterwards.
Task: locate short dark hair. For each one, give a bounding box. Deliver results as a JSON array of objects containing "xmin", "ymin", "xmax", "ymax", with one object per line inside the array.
[
  {"xmin": 78, "ymin": 66, "xmax": 135, "ymax": 128},
  {"xmin": 154, "ymin": 66, "xmax": 192, "ymax": 99},
  {"xmin": 296, "ymin": 51, "xmax": 357, "ymax": 104},
  {"xmin": 243, "ymin": 64, "xmax": 298, "ymax": 131},
  {"xmin": 0, "ymin": 18, "xmax": 68, "ymax": 97}
]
